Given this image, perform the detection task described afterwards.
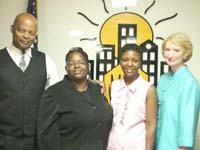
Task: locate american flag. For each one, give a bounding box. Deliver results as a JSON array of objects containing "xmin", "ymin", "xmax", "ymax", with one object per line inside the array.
[
  {"xmin": 27, "ymin": 0, "xmax": 37, "ymax": 17},
  {"xmin": 27, "ymin": 0, "xmax": 38, "ymax": 49}
]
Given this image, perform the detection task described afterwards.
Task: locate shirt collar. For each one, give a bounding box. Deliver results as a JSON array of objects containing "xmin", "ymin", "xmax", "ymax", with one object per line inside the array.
[
  {"xmin": 118, "ymin": 75, "xmax": 142, "ymax": 93},
  {"xmin": 7, "ymin": 44, "xmax": 32, "ymax": 58},
  {"xmin": 168, "ymin": 65, "xmax": 187, "ymax": 79}
]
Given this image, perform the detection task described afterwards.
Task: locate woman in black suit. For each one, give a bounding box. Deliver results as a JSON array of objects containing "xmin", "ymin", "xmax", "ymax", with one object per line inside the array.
[{"xmin": 37, "ymin": 47, "xmax": 113, "ymax": 150}]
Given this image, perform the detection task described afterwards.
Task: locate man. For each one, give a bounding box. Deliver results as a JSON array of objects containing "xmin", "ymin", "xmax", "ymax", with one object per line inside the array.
[{"xmin": 0, "ymin": 13, "xmax": 58, "ymax": 150}]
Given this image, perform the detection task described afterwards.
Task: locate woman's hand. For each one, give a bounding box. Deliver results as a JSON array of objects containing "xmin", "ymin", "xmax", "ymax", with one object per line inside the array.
[
  {"xmin": 178, "ymin": 146, "xmax": 188, "ymax": 150},
  {"xmin": 92, "ymin": 80, "xmax": 105, "ymax": 95}
]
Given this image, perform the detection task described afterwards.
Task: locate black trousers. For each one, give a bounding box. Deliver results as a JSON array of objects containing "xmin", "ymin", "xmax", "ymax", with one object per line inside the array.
[{"xmin": 0, "ymin": 135, "xmax": 37, "ymax": 150}]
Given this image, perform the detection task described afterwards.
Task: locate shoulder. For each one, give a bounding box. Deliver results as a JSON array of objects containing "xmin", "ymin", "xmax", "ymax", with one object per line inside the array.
[
  {"xmin": 159, "ymin": 72, "xmax": 169, "ymax": 79},
  {"xmin": 140, "ymin": 76, "xmax": 151, "ymax": 84},
  {"xmin": 43, "ymin": 53, "xmax": 56, "ymax": 66},
  {"xmin": 31, "ymin": 48, "xmax": 53, "ymax": 61},
  {"xmin": 42, "ymin": 80, "xmax": 67, "ymax": 103},
  {"xmin": 184, "ymin": 68, "xmax": 199, "ymax": 82},
  {"xmin": 45, "ymin": 79, "xmax": 65, "ymax": 93},
  {"xmin": 158, "ymin": 73, "xmax": 170, "ymax": 84},
  {"xmin": 0, "ymin": 48, "xmax": 7, "ymax": 54},
  {"xmin": 111, "ymin": 79, "xmax": 121, "ymax": 87},
  {"xmin": 31, "ymin": 48, "xmax": 46, "ymax": 59},
  {"xmin": 136, "ymin": 76, "xmax": 152, "ymax": 90},
  {"xmin": 88, "ymin": 80, "xmax": 101, "ymax": 91},
  {"xmin": 147, "ymin": 84, "xmax": 156, "ymax": 94},
  {"xmin": 177, "ymin": 67, "xmax": 200, "ymax": 88},
  {"xmin": 184, "ymin": 73, "xmax": 200, "ymax": 90},
  {"xmin": 33, "ymin": 49, "xmax": 57, "ymax": 71}
]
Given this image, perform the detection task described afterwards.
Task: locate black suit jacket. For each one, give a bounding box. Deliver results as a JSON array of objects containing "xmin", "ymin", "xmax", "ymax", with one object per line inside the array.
[{"xmin": 37, "ymin": 75, "xmax": 113, "ymax": 150}]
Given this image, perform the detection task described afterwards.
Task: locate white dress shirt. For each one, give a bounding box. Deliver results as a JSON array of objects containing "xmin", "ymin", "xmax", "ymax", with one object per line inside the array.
[{"xmin": 6, "ymin": 45, "xmax": 59, "ymax": 89}]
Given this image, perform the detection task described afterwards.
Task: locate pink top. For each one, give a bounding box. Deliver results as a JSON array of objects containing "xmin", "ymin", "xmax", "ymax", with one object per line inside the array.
[{"xmin": 107, "ymin": 76, "xmax": 151, "ymax": 150}]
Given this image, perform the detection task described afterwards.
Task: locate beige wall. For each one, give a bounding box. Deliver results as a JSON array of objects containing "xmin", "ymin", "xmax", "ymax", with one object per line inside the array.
[
  {"xmin": 0, "ymin": 0, "xmax": 27, "ymax": 47},
  {"xmin": 0, "ymin": 0, "xmax": 200, "ymax": 149}
]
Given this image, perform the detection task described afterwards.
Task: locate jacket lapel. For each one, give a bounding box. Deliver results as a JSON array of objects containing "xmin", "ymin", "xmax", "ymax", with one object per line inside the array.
[{"xmin": 63, "ymin": 76, "xmax": 96, "ymax": 105}]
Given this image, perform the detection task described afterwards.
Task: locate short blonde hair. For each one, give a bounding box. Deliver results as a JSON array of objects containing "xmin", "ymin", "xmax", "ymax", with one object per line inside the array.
[{"xmin": 162, "ymin": 32, "xmax": 193, "ymax": 62}]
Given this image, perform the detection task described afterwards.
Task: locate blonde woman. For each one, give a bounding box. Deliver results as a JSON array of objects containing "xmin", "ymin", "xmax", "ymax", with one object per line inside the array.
[{"xmin": 155, "ymin": 32, "xmax": 200, "ymax": 150}]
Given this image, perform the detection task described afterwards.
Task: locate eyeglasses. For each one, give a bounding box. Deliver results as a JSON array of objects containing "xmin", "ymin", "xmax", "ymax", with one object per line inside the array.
[{"xmin": 66, "ymin": 60, "xmax": 88, "ymax": 67}]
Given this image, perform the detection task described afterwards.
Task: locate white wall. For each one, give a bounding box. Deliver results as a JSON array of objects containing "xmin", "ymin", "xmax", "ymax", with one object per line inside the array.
[
  {"xmin": 0, "ymin": 0, "xmax": 28, "ymax": 47},
  {"xmin": 0, "ymin": 0, "xmax": 200, "ymax": 149}
]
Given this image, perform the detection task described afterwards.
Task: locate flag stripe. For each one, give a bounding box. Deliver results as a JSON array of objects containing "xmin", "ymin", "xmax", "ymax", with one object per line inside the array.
[
  {"xmin": 27, "ymin": 0, "xmax": 37, "ymax": 17},
  {"xmin": 27, "ymin": 0, "xmax": 38, "ymax": 49}
]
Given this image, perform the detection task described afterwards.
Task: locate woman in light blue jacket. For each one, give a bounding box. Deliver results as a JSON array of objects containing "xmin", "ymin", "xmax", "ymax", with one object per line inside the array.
[{"xmin": 155, "ymin": 32, "xmax": 200, "ymax": 150}]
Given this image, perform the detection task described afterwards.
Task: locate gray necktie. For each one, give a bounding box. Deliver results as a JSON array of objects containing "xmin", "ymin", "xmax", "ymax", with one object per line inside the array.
[{"xmin": 19, "ymin": 54, "xmax": 26, "ymax": 72}]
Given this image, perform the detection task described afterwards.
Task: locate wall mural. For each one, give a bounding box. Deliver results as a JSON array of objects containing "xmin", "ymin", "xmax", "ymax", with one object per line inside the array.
[{"xmin": 77, "ymin": 0, "xmax": 177, "ymax": 101}]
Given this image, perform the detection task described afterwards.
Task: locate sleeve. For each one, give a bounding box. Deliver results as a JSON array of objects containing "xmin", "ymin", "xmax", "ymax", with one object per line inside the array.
[
  {"xmin": 178, "ymin": 79, "xmax": 200, "ymax": 147},
  {"xmin": 45, "ymin": 54, "xmax": 59, "ymax": 89},
  {"xmin": 37, "ymin": 88, "xmax": 61, "ymax": 150}
]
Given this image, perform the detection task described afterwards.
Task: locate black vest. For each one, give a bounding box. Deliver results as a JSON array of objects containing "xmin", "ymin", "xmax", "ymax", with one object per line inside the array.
[{"xmin": 0, "ymin": 48, "xmax": 47, "ymax": 137}]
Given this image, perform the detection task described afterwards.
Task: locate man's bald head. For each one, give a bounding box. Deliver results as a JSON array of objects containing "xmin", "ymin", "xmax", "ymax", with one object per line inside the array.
[
  {"xmin": 13, "ymin": 13, "xmax": 38, "ymax": 30},
  {"xmin": 11, "ymin": 13, "xmax": 38, "ymax": 51}
]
